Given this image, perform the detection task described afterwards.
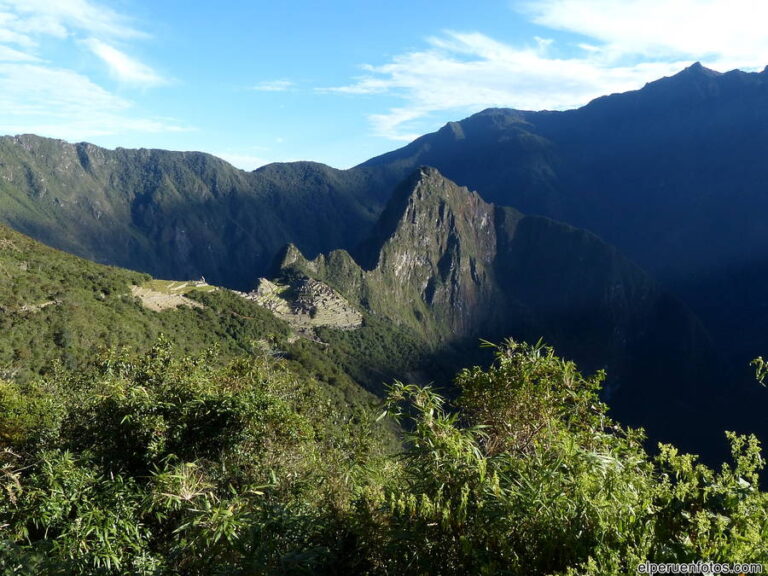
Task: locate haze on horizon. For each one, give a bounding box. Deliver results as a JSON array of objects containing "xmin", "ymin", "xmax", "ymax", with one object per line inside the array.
[{"xmin": 0, "ymin": 0, "xmax": 765, "ymax": 170}]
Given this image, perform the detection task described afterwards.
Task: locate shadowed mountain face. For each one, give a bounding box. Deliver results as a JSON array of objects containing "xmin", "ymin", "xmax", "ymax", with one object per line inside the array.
[
  {"xmin": 0, "ymin": 135, "xmax": 387, "ymax": 291},
  {"xmin": 358, "ymin": 64, "xmax": 768, "ymax": 376},
  {"xmin": 277, "ymin": 167, "xmax": 718, "ymax": 454}
]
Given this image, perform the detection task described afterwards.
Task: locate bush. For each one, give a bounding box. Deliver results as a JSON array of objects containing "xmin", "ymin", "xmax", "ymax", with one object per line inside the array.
[
  {"xmin": 1, "ymin": 339, "xmax": 767, "ymax": 574},
  {"xmin": 346, "ymin": 340, "xmax": 768, "ymax": 575},
  {"xmin": 0, "ymin": 341, "xmax": 387, "ymax": 575}
]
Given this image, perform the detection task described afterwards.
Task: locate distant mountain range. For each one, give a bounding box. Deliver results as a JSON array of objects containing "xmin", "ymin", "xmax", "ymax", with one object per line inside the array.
[
  {"xmin": 360, "ymin": 64, "xmax": 768, "ymax": 374},
  {"xmin": 0, "ymin": 136, "xmax": 387, "ymax": 290},
  {"xmin": 2, "ymin": 63, "xmax": 768, "ymax": 460}
]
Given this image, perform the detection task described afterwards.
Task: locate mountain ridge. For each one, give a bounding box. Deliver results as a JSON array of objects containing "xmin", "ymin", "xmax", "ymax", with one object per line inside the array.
[{"xmin": 0, "ymin": 134, "xmax": 386, "ymax": 291}]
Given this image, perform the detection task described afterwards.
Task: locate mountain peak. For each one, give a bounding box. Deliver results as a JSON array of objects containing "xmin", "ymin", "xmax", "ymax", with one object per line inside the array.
[
  {"xmin": 354, "ymin": 166, "xmax": 491, "ymax": 269},
  {"xmin": 682, "ymin": 61, "xmax": 707, "ymax": 73},
  {"xmin": 405, "ymin": 165, "xmax": 478, "ymax": 204},
  {"xmin": 634, "ymin": 62, "xmax": 724, "ymax": 95},
  {"xmin": 677, "ymin": 61, "xmax": 722, "ymax": 78}
]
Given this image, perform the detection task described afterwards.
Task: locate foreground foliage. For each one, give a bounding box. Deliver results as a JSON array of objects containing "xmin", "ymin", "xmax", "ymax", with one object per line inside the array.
[{"xmin": 1, "ymin": 340, "xmax": 767, "ymax": 574}]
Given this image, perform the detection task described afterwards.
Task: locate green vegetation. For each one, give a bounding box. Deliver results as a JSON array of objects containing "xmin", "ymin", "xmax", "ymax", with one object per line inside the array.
[
  {"xmin": 1, "ymin": 339, "xmax": 766, "ymax": 574},
  {"xmin": 0, "ymin": 342, "xmax": 388, "ymax": 575},
  {"xmin": 1, "ymin": 203, "xmax": 766, "ymax": 573},
  {"xmin": 0, "ymin": 223, "xmax": 384, "ymax": 410}
]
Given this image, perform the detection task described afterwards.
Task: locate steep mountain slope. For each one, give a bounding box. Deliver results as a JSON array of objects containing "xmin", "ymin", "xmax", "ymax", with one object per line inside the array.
[
  {"xmin": 274, "ymin": 167, "xmax": 718, "ymax": 453},
  {"xmin": 0, "ymin": 135, "xmax": 384, "ymax": 290},
  {"xmin": 359, "ymin": 64, "xmax": 768, "ymax": 374}
]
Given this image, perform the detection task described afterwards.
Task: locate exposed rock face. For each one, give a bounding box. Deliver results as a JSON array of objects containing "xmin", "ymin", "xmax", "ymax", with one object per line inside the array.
[{"xmin": 340, "ymin": 167, "xmax": 502, "ymax": 341}]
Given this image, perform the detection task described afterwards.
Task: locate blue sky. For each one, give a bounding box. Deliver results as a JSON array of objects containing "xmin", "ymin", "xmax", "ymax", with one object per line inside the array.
[{"xmin": 0, "ymin": 0, "xmax": 766, "ymax": 170}]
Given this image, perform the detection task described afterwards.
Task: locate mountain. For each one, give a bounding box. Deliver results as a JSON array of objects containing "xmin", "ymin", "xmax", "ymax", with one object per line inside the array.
[
  {"xmin": 358, "ymin": 64, "xmax": 768, "ymax": 376},
  {"xmin": 0, "ymin": 135, "xmax": 386, "ymax": 290},
  {"xmin": 271, "ymin": 167, "xmax": 718, "ymax": 453},
  {"xmin": 3, "ymin": 64, "xmax": 768, "ymax": 458},
  {"xmin": 5, "ymin": 64, "xmax": 765, "ymax": 371}
]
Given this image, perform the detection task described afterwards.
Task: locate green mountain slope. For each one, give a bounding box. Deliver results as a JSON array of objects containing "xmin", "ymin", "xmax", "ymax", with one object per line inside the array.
[
  {"xmin": 0, "ymin": 135, "xmax": 384, "ymax": 290},
  {"xmin": 0, "ymin": 222, "xmax": 388, "ymax": 415}
]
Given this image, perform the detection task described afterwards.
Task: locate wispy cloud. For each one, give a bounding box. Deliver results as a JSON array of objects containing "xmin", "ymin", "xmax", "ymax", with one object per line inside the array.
[
  {"xmin": 0, "ymin": 0, "xmax": 144, "ymax": 43},
  {"xmin": 0, "ymin": 44, "xmax": 39, "ymax": 62},
  {"xmin": 331, "ymin": 0, "xmax": 768, "ymax": 140},
  {"xmin": 0, "ymin": 63, "xmax": 186, "ymax": 138},
  {"xmin": 521, "ymin": 0, "xmax": 768, "ymax": 70},
  {"xmin": 0, "ymin": 0, "xmax": 178, "ymax": 142},
  {"xmin": 249, "ymin": 80, "xmax": 295, "ymax": 92},
  {"xmin": 330, "ymin": 31, "xmax": 684, "ymax": 140},
  {"xmin": 84, "ymin": 38, "xmax": 166, "ymax": 87}
]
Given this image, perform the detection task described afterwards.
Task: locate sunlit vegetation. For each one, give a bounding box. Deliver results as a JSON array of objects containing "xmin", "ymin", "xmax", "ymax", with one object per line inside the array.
[{"xmin": 1, "ymin": 340, "xmax": 766, "ymax": 574}]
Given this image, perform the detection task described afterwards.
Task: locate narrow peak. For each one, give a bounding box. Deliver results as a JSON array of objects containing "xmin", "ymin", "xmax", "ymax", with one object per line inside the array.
[
  {"xmin": 407, "ymin": 166, "xmax": 475, "ymax": 205},
  {"xmin": 679, "ymin": 61, "xmax": 721, "ymax": 77},
  {"xmin": 384, "ymin": 166, "xmax": 456, "ymax": 202},
  {"xmin": 352, "ymin": 167, "xmax": 481, "ymax": 270},
  {"xmin": 382, "ymin": 166, "xmax": 487, "ymax": 229}
]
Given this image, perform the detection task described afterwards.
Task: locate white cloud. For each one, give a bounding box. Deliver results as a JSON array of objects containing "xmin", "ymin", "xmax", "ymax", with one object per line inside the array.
[
  {"xmin": 332, "ymin": 1, "xmax": 768, "ymax": 140},
  {"xmin": 0, "ymin": 0, "xmax": 144, "ymax": 41},
  {"xmin": 0, "ymin": 1, "xmax": 180, "ymax": 143},
  {"xmin": 0, "ymin": 63, "xmax": 186, "ymax": 139},
  {"xmin": 250, "ymin": 80, "xmax": 294, "ymax": 92},
  {"xmin": 521, "ymin": 0, "xmax": 768, "ymax": 70},
  {"xmin": 0, "ymin": 44, "xmax": 39, "ymax": 62},
  {"xmin": 0, "ymin": 0, "xmax": 165, "ymax": 87},
  {"xmin": 84, "ymin": 38, "xmax": 166, "ymax": 87},
  {"xmin": 331, "ymin": 31, "xmax": 686, "ymax": 140}
]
